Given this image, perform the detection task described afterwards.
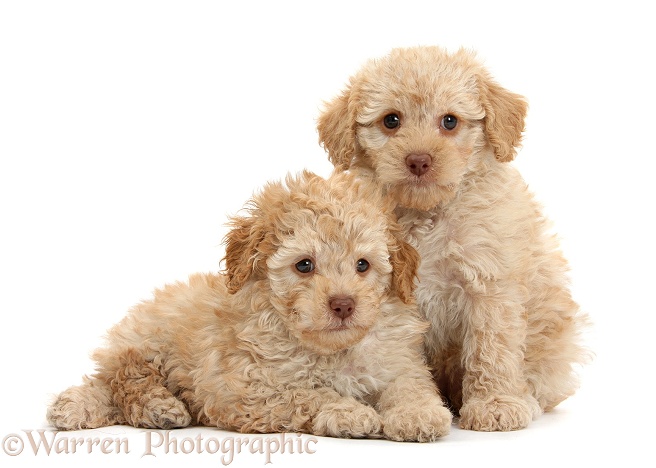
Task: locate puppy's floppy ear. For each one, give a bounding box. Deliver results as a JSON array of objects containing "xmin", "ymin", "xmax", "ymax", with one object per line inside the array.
[
  {"xmin": 317, "ymin": 86, "xmax": 359, "ymax": 170},
  {"xmin": 388, "ymin": 228, "xmax": 420, "ymax": 304},
  {"xmin": 479, "ymin": 76, "xmax": 528, "ymax": 162},
  {"xmin": 222, "ymin": 215, "xmax": 269, "ymax": 294}
]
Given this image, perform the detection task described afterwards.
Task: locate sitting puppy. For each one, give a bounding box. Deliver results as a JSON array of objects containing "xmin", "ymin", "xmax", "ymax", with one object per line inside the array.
[
  {"xmin": 318, "ymin": 47, "xmax": 589, "ymax": 431},
  {"xmin": 47, "ymin": 171, "xmax": 452, "ymax": 441}
]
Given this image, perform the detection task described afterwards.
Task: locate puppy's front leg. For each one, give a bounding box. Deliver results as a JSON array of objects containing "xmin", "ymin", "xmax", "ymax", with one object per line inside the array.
[
  {"xmin": 208, "ymin": 386, "xmax": 382, "ymax": 438},
  {"xmin": 377, "ymin": 373, "xmax": 452, "ymax": 442},
  {"xmin": 310, "ymin": 389, "xmax": 383, "ymax": 438},
  {"xmin": 458, "ymin": 289, "xmax": 540, "ymax": 431}
]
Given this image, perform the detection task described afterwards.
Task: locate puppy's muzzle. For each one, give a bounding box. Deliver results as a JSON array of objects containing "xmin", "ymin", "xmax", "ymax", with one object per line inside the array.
[{"xmin": 406, "ymin": 153, "xmax": 432, "ymax": 177}]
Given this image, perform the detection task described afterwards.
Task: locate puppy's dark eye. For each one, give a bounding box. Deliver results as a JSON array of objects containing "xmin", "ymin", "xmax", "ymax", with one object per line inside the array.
[
  {"xmin": 441, "ymin": 115, "xmax": 458, "ymax": 130},
  {"xmin": 383, "ymin": 113, "xmax": 401, "ymax": 130},
  {"xmin": 295, "ymin": 259, "xmax": 315, "ymax": 274},
  {"xmin": 356, "ymin": 259, "xmax": 370, "ymax": 273}
]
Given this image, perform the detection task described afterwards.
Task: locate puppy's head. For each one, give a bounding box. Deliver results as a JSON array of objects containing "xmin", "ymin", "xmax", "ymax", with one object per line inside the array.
[
  {"xmin": 223, "ymin": 171, "xmax": 419, "ymax": 355},
  {"xmin": 318, "ymin": 46, "xmax": 527, "ymax": 210}
]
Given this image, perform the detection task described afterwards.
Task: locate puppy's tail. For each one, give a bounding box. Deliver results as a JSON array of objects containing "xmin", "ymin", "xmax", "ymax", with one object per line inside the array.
[{"xmin": 47, "ymin": 376, "xmax": 124, "ymax": 430}]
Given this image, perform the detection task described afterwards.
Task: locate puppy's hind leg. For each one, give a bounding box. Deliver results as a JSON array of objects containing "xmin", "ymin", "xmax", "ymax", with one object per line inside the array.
[
  {"xmin": 110, "ymin": 349, "xmax": 192, "ymax": 429},
  {"xmin": 47, "ymin": 376, "xmax": 125, "ymax": 430}
]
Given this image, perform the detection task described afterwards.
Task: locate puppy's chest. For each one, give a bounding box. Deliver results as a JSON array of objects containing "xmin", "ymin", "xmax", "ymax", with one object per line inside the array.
[{"xmin": 322, "ymin": 335, "xmax": 389, "ymax": 400}]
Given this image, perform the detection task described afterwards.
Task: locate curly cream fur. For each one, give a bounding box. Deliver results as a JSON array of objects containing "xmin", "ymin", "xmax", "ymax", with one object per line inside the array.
[
  {"xmin": 318, "ymin": 46, "xmax": 590, "ymax": 431},
  {"xmin": 47, "ymin": 171, "xmax": 451, "ymax": 441}
]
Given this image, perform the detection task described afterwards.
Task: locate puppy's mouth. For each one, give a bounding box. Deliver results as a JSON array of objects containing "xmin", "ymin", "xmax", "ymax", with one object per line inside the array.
[
  {"xmin": 404, "ymin": 172, "xmax": 453, "ymax": 189},
  {"xmin": 406, "ymin": 176, "xmax": 456, "ymax": 192},
  {"xmin": 299, "ymin": 316, "xmax": 372, "ymax": 338},
  {"xmin": 386, "ymin": 176, "xmax": 458, "ymax": 211},
  {"xmin": 319, "ymin": 313, "xmax": 356, "ymax": 332},
  {"xmin": 298, "ymin": 318, "xmax": 363, "ymax": 334},
  {"xmin": 325, "ymin": 322, "xmax": 354, "ymax": 332}
]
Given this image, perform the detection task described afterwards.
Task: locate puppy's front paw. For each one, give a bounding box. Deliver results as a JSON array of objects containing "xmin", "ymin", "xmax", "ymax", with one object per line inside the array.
[
  {"xmin": 313, "ymin": 401, "xmax": 382, "ymax": 438},
  {"xmin": 382, "ymin": 402, "xmax": 452, "ymax": 442},
  {"xmin": 142, "ymin": 397, "xmax": 192, "ymax": 429},
  {"xmin": 459, "ymin": 395, "xmax": 536, "ymax": 431}
]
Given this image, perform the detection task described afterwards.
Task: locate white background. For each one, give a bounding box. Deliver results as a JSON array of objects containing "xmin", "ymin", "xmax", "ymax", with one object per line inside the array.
[{"xmin": 1, "ymin": 1, "xmax": 654, "ymax": 467}]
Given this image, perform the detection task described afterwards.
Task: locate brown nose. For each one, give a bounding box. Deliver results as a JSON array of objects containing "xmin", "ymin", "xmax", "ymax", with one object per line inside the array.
[
  {"xmin": 329, "ymin": 297, "xmax": 355, "ymax": 319},
  {"xmin": 406, "ymin": 153, "xmax": 432, "ymax": 177}
]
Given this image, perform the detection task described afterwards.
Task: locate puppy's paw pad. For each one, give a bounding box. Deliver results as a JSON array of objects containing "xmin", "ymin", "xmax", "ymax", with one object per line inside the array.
[
  {"xmin": 459, "ymin": 396, "xmax": 534, "ymax": 431},
  {"xmin": 144, "ymin": 397, "xmax": 192, "ymax": 429},
  {"xmin": 383, "ymin": 403, "xmax": 452, "ymax": 442},
  {"xmin": 313, "ymin": 402, "xmax": 382, "ymax": 438}
]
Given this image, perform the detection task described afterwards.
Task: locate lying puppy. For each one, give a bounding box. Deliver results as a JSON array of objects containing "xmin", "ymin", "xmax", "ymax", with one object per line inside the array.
[
  {"xmin": 318, "ymin": 46, "xmax": 589, "ymax": 431},
  {"xmin": 47, "ymin": 171, "xmax": 452, "ymax": 441}
]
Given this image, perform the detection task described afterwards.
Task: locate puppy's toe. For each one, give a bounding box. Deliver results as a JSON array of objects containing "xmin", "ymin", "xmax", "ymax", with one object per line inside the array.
[
  {"xmin": 313, "ymin": 401, "xmax": 382, "ymax": 438},
  {"xmin": 382, "ymin": 402, "xmax": 452, "ymax": 442},
  {"xmin": 459, "ymin": 395, "xmax": 537, "ymax": 431},
  {"xmin": 143, "ymin": 397, "xmax": 192, "ymax": 429}
]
